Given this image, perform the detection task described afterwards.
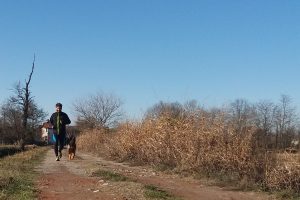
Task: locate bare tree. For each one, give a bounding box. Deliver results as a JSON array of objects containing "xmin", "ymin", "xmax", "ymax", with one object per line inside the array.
[
  {"xmin": 73, "ymin": 92, "xmax": 124, "ymax": 129},
  {"xmin": 7, "ymin": 55, "xmax": 47, "ymax": 147},
  {"xmin": 273, "ymin": 95, "xmax": 297, "ymax": 149},
  {"xmin": 183, "ymin": 99, "xmax": 203, "ymax": 115},
  {"xmin": 10, "ymin": 56, "xmax": 34, "ymax": 148},
  {"xmin": 0, "ymin": 101, "xmax": 23, "ymax": 143},
  {"xmin": 145, "ymin": 101, "xmax": 184, "ymax": 119},
  {"xmin": 228, "ymin": 99, "xmax": 256, "ymax": 134},
  {"xmin": 254, "ymin": 100, "xmax": 276, "ymax": 148},
  {"xmin": 255, "ymin": 100, "xmax": 275, "ymax": 131}
]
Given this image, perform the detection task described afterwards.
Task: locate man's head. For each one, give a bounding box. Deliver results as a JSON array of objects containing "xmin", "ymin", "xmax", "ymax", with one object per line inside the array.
[{"xmin": 56, "ymin": 103, "xmax": 62, "ymax": 112}]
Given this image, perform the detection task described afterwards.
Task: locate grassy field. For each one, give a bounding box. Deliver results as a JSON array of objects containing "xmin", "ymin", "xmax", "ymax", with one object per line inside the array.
[{"xmin": 0, "ymin": 145, "xmax": 48, "ymax": 200}]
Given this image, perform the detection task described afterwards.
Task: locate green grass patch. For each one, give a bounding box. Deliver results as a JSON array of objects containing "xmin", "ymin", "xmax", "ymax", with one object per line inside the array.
[
  {"xmin": 91, "ymin": 169, "xmax": 128, "ymax": 182},
  {"xmin": 0, "ymin": 146, "xmax": 48, "ymax": 200},
  {"xmin": 144, "ymin": 185, "xmax": 182, "ymax": 200}
]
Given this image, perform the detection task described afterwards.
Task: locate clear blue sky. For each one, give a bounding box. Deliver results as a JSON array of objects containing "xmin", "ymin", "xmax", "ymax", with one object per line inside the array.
[{"xmin": 0, "ymin": 0, "xmax": 299, "ymax": 123}]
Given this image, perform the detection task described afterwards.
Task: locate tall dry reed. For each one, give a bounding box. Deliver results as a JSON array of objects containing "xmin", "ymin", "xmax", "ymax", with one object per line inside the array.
[
  {"xmin": 265, "ymin": 152, "xmax": 300, "ymax": 193},
  {"xmin": 77, "ymin": 112, "xmax": 299, "ymax": 193},
  {"xmin": 76, "ymin": 128, "xmax": 109, "ymax": 156}
]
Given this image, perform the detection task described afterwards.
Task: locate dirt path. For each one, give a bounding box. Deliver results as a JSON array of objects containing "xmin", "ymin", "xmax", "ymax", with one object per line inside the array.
[{"xmin": 36, "ymin": 148, "xmax": 275, "ymax": 200}]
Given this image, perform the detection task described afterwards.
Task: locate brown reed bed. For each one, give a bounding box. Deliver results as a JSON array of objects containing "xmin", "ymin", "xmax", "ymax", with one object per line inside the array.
[{"xmin": 77, "ymin": 112, "xmax": 299, "ymax": 196}]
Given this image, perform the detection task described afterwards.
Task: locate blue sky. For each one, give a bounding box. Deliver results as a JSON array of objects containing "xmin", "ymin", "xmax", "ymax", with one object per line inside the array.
[{"xmin": 0, "ymin": 0, "xmax": 299, "ymax": 123}]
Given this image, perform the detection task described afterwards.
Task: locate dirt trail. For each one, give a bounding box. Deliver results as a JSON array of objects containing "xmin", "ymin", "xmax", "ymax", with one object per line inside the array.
[{"xmin": 36, "ymin": 148, "xmax": 275, "ymax": 200}]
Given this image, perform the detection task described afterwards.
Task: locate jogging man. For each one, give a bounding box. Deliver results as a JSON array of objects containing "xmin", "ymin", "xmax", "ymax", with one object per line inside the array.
[{"xmin": 50, "ymin": 103, "xmax": 71, "ymax": 161}]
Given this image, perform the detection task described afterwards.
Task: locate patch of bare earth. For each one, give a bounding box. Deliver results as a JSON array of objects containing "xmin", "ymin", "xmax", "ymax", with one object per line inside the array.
[
  {"xmin": 36, "ymin": 148, "xmax": 275, "ymax": 200},
  {"xmin": 36, "ymin": 148, "xmax": 145, "ymax": 200}
]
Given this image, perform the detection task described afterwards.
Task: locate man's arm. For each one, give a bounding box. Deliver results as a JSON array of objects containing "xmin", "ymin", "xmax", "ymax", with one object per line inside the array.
[
  {"xmin": 64, "ymin": 113, "xmax": 71, "ymax": 125},
  {"xmin": 50, "ymin": 113, "xmax": 54, "ymax": 125}
]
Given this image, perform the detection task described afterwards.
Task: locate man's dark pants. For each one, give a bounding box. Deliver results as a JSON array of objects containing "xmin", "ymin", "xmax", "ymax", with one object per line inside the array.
[{"xmin": 53, "ymin": 133, "xmax": 65, "ymax": 157}]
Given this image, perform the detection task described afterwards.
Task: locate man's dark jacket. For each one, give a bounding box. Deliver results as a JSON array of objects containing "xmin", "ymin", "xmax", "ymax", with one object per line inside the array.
[{"xmin": 50, "ymin": 112, "xmax": 71, "ymax": 135}]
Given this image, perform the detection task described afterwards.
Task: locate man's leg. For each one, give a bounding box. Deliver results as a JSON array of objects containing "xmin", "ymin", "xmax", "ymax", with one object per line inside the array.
[
  {"xmin": 53, "ymin": 134, "xmax": 60, "ymax": 161},
  {"xmin": 58, "ymin": 134, "xmax": 65, "ymax": 158}
]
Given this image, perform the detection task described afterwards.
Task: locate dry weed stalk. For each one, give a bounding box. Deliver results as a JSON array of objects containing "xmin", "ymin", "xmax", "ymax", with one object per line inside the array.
[{"xmin": 77, "ymin": 112, "xmax": 299, "ymax": 192}]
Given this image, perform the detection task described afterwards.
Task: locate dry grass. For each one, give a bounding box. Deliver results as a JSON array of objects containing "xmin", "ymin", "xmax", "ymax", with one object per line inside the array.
[
  {"xmin": 77, "ymin": 112, "xmax": 299, "ymax": 195},
  {"xmin": 76, "ymin": 128, "xmax": 110, "ymax": 157},
  {"xmin": 107, "ymin": 114, "xmax": 270, "ymax": 182},
  {"xmin": 265, "ymin": 152, "xmax": 300, "ymax": 194}
]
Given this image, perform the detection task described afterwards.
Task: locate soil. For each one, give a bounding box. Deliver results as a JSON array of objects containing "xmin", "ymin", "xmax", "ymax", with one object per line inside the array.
[{"xmin": 36, "ymin": 148, "xmax": 276, "ymax": 200}]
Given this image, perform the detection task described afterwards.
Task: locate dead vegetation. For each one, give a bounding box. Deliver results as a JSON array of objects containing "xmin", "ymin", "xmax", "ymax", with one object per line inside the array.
[
  {"xmin": 265, "ymin": 152, "xmax": 300, "ymax": 194},
  {"xmin": 77, "ymin": 111, "xmax": 300, "ymax": 196}
]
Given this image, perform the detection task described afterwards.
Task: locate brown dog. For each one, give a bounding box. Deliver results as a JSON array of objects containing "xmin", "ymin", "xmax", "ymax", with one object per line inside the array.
[{"xmin": 67, "ymin": 135, "xmax": 76, "ymax": 160}]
